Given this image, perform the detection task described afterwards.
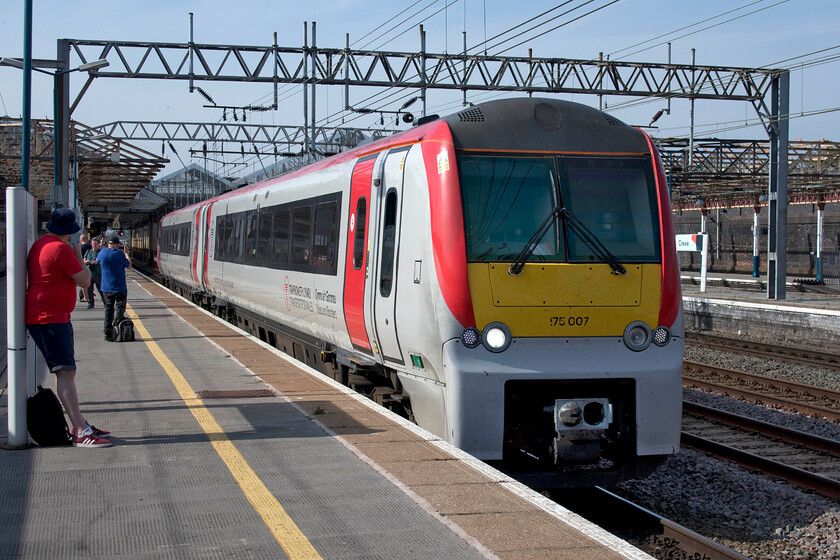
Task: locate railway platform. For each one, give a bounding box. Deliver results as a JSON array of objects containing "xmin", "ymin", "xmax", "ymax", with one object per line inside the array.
[
  {"xmin": 0, "ymin": 272, "xmax": 649, "ymax": 560},
  {"xmin": 680, "ymin": 272, "xmax": 840, "ymax": 343}
]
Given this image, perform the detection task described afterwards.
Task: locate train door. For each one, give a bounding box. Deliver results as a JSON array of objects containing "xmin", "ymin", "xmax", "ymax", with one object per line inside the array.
[
  {"xmin": 190, "ymin": 207, "xmax": 202, "ymax": 288},
  {"xmin": 343, "ymin": 155, "xmax": 376, "ymax": 353},
  {"xmin": 371, "ymin": 147, "xmax": 409, "ymax": 364},
  {"xmin": 200, "ymin": 201, "xmax": 216, "ymax": 291}
]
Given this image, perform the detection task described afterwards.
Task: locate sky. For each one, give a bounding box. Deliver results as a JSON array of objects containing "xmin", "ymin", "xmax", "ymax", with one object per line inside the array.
[{"xmin": 1, "ymin": 0, "xmax": 838, "ymax": 179}]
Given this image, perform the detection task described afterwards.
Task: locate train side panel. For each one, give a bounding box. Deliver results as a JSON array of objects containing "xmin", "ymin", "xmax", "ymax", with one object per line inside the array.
[
  {"xmin": 379, "ymin": 144, "xmax": 451, "ymax": 439},
  {"xmin": 203, "ymin": 164, "xmax": 354, "ymax": 350},
  {"xmin": 159, "ymin": 209, "xmax": 198, "ymax": 291}
]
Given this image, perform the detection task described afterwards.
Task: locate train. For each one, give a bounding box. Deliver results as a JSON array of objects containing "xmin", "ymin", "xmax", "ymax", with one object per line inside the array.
[{"xmin": 156, "ymin": 97, "xmax": 684, "ymax": 487}]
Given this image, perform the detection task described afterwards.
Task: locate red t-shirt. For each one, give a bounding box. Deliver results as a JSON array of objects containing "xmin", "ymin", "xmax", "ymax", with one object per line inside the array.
[{"xmin": 25, "ymin": 235, "xmax": 83, "ymax": 324}]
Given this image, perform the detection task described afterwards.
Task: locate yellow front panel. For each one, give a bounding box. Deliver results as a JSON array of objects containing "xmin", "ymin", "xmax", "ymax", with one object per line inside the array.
[
  {"xmin": 488, "ymin": 263, "xmax": 643, "ymax": 307},
  {"xmin": 467, "ymin": 262, "xmax": 661, "ymax": 337}
]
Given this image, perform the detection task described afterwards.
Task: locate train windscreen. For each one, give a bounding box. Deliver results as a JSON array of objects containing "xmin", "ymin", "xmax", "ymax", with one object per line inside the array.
[{"xmin": 458, "ymin": 154, "xmax": 660, "ymax": 263}]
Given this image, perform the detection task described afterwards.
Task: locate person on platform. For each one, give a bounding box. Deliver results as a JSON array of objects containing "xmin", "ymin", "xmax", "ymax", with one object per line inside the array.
[
  {"xmin": 25, "ymin": 208, "xmax": 112, "ymax": 448},
  {"xmin": 99, "ymin": 235, "xmax": 132, "ymax": 341},
  {"xmin": 83, "ymin": 237, "xmax": 104, "ymax": 309},
  {"xmin": 77, "ymin": 234, "xmax": 91, "ymax": 303}
]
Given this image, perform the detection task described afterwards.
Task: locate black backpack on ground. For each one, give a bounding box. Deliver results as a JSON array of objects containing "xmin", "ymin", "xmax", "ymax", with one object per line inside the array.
[
  {"xmin": 113, "ymin": 319, "xmax": 135, "ymax": 342},
  {"xmin": 27, "ymin": 385, "xmax": 72, "ymax": 446}
]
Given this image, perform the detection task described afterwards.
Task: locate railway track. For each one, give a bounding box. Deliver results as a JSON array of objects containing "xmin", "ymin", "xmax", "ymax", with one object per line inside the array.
[
  {"xmin": 551, "ymin": 487, "xmax": 750, "ymax": 560},
  {"xmin": 682, "ymin": 360, "xmax": 840, "ymax": 422},
  {"xmin": 687, "ymin": 331, "xmax": 840, "ymax": 372},
  {"xmin": 682, "ymin": 401, "xmax": 840, "ymax": 499}
]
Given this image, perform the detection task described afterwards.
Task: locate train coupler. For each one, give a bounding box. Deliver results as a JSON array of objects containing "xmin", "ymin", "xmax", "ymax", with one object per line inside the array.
[{"xmin": 550, "ymin": 398, "xmax": 613, "ymax": 466}]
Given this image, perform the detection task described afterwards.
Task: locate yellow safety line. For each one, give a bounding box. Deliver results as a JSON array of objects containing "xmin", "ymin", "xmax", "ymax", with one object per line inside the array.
[{"xmin": 126, "ymin": 304, "xmax": 323, "ymax": 560}]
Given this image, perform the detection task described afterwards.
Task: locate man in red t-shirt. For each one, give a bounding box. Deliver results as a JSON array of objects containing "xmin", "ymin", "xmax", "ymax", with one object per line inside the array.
[{"xmin": 26, "ymin": 208, "xmax": 111, "ymax": 448}]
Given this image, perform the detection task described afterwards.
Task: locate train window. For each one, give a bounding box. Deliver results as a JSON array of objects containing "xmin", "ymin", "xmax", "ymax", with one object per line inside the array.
[
  {"xmin": 257, "ymin": 211, "xmax": 272, "ymax": 264},
  {"xmin": 458, "ymin": 156, "xmax": 563, "ymax": 262},
  {"xmin": 216, "ymin": 218, "xmax": 225, "ymax": 259},
  {"xmin": 204, "ymin": 192, "xmax": 339, "ymax": 271},
  {"xmin": 313, "ymin": 202, "xmax": 338, "ymax": 269},
  {"xmin": 215, "ymin": 215, "xmax": 232, "ymax": 261},
  {"xmin": 161, "ymin": 223, "xmax": 191, "ymax": 257},
  {"xmin": 271, "ymin": 209, "xmax": 290, "ymax": 266},
  {"xmin": 353, "ymin": 197, "xmax": 367, "ymax": 270},
  {"xmin": 558, "ymin": 156, "xmax": 660, "ymax": 262},
  {"xmin": 379, "ymin": 189, "xmax": 398, "ymax": 297},
  {"xmin": 231, "ymin": 214, "xmax": 245, "ymax": 262},
  {"xmin": 292, "ymin": 206, "xmax": 312, "ymax": 265},
  {"xmin": 244, "ymin": 210, "xmax": 258, "ymax": 261}
]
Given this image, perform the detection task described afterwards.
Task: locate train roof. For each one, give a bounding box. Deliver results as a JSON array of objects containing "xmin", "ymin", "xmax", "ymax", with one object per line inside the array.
[
  {"xmin": 163, "ymin": 98, "xmax": 648, "ymax": 218},
  {"xmin": 442, "ymin": 98, "xmax": 649, "ymax": 154}
]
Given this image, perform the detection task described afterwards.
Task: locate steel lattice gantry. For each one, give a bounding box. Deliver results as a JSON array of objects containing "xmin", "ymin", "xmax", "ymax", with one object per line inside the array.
[
  {"xmin": 53, "ymin": 37, "xmax": 791, "ymax": 297},
  {"xmin": 91, "ymin": 121, "xmax": 396, "ymax": 152},
  {"xmin": 97, "ymin": 123, "xmax": 839, "ymax": 197},
  {"xmin": 659, "ymin": 138, "xmax": 840, "ymax": 207}
]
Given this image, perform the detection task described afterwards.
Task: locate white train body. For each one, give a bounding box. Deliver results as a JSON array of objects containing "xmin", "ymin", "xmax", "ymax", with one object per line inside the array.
[{"xmin": 159, "ymin": 98, "xmax": 684, "ymax": 486}]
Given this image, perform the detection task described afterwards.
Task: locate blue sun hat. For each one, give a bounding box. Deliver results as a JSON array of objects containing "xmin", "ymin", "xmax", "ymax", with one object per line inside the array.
[{"xmin": 45, "ymin": 208, "xmax": 81, "ymax": 235}]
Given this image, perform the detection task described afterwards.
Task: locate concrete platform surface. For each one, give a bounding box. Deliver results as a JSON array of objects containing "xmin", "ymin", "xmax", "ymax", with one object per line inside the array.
[{"xmin": 0, "ymin": 272, "xmax": 649, "ymax": 560}]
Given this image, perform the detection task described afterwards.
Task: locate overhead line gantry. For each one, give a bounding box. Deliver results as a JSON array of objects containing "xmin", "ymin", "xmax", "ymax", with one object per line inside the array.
[{"xmin": 52, "ymin": 35, "xmax": 790, "ymax": 297}]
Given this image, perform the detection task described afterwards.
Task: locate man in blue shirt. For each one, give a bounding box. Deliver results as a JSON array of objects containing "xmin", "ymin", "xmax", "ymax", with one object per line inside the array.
[{"xmin": 99, "ymin": 236, "xmax": 132, "ymax": 341}]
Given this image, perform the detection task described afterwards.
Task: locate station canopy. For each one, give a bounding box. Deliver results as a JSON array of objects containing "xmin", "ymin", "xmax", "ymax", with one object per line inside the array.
[{"xmin": 0, "ymin": 117, "xmax": 167, "ymax": 212}]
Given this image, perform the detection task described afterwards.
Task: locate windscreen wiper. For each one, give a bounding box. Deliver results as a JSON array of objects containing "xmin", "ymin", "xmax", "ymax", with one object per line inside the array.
[
  {"xmin": 508, "ymin": 206, "xmax": 561, "ymax": 276},
  {"xmin": 508, "ymin": 206, "xmax": 627, "ymax": 276},
  {"xmin": 560, "ymin": 207, "xmax": 627, "ymax": 276}
]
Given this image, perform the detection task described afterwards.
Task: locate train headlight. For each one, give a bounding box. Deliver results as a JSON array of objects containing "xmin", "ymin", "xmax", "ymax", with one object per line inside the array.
[
  {"xmin": 623, "ymin": 321, "xmax": 652, "ymax": 352},
  {"xmin": 482, "ymin": 322, "xmax": 511, "ymax": 353},
  {"xmin": 652, "ymin": 326, "xmax": 671, "ymax": 347},
  {"xmin": 460, "ymin": 327, "xmax": 481, "ymax": 348}
]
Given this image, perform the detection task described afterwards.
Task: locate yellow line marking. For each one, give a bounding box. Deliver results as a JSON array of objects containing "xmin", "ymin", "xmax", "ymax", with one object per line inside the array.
[{"xmin": 126, "ymin": 304, "xmax": 323, "ymax": 560}]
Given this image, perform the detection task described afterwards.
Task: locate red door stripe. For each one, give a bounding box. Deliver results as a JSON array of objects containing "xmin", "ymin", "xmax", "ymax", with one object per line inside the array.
[{"xmin": 343, "ymin": 158, "xmax": 375, "ymax": 351}]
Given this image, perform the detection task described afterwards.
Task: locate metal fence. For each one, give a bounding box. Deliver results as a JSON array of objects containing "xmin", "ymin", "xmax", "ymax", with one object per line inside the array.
[{"xmin": 822, "ymin": 250, "xmax": 840, "ymax": 285}]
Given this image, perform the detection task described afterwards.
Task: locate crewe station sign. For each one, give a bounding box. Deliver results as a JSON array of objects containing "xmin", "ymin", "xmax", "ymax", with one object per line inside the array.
[{"xmin": 676, "ymin": 233, "xmax": 709, "ymax": 292}]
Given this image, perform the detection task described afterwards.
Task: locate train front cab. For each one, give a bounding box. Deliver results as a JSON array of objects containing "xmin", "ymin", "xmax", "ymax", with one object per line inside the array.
[{"xmin": 437, "ymin": 100, "xmax": 684, "ymax": 485}]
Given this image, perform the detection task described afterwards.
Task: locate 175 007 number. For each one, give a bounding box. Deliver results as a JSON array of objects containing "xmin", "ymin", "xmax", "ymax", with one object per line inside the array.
[{"xmin": 549, "ymin": 316, "xmax": 589, "ymax": 327}]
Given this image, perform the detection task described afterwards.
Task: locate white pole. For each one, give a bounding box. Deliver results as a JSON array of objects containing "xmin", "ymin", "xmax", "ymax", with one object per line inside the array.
[
  {"xmin": 5, "ymin": 187, "xmax": 33, "ymax": 448},
  {"xmin": 816, "ymin": 202, "xmax": 824, "ymax": 282},
  {"xmin": 752, "ymin": 208, "xmax": 760, "ymax": 277},
  {"xmin": 699, "ymin": 233, "xmax": 708, "ymax": 293}
]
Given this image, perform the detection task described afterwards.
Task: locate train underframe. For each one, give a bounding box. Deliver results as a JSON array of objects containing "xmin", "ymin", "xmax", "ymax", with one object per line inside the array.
[{"xmin": 497, "ymin": 378, "xmax": 667, "ymax": 488}]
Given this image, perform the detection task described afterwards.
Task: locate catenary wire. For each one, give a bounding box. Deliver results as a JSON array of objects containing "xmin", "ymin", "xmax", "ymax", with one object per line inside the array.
[
  {"xmin": 466, "ymin": 1, "xmax": 578, "ymax": 53},
  {"xmin": 607, "ymin": 0, "xmax": 772, "ymax": 59},
  {"xmin": 615, "ymin": 0, "xmax": 790, "ymax": 60}
]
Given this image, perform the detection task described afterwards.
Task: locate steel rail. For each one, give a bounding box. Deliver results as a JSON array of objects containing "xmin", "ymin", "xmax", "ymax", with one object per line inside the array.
[
  {"xmin": 687, "ymin": 332, "xmax": 840, "ymax": 372},
  {"xmin": 683, "ymin": 375, "xmax": 840, "ymax": 422},
  {"xmin": 684, "ymin": 359, "xmax": 840, "ymax": 401},
  {"xmin": 683, "ymin": 361, "xmax": 840, "ymax": 420},
  {"xmin": 684, "ymin": 401, "xmax": 840, "ymax": 457},
  {"xmin": 681, "ymin": 432, "xmax": 840, "ymax": 500},
  {"xmin": 553, "ymin": 487, "xmax": 750, "ymax": 560}
]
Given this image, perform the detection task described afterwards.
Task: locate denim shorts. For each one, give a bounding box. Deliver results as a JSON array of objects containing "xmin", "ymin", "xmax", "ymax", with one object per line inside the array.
[{"xmin": 27, "ymin": 323, "xmax": 76, "ymax": 373}]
